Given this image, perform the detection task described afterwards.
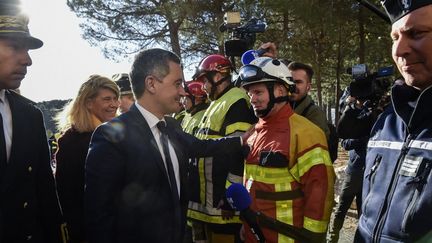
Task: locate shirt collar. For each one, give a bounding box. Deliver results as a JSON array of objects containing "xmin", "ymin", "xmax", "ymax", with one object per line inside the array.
[
  {"xmin": 0, "ymin": 90, "xmax": 5, "ymax": 103},
  {"xmin": 135, "ymin": 101, "xmax": 165, "ymax": 129}
]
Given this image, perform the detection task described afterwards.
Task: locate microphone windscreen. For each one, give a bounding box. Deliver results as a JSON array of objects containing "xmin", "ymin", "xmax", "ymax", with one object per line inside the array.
[
  {"xmin": 241, "ymin": 50, "xmax": 257, "ymax": 65},
  {"xmin": 226, "ymin": 183, "xmax": 251, "ymax": 211}
]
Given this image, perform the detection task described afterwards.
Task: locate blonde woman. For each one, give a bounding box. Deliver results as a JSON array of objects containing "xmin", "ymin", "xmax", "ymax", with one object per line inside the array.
[{"xmin": 55, "ymin": 75, "xmax": 119, "ymax": 243}]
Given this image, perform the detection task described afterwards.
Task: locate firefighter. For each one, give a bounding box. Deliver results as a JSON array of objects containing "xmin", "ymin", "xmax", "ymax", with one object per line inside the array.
[
  {"xmin": 238, "ymin": 57, "xmax": 335, "ymax": 243},
  {"xmin": 181, "ymin": 80, "xmax": 209, "ymax": 135},
  {"xmin": 187, "ymin": 54, "xmax": 257, "ymax": 243}
]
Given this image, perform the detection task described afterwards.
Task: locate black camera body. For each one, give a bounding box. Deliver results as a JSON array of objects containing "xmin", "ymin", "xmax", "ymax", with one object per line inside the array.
[
  {"xmin": 346, "ymin": 64, "xmax": 393, "ymax": 106},
  {"xmin": 220, "ymin": 12, "xmax": 266, "ymax": 57}
]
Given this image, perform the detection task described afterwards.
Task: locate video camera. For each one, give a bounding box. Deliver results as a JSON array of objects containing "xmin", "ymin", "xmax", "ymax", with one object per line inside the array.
[
  {"xmin": 346, "ymin": 64, "xmax": 393, "ymax": 107},
  {"xmin": 219, "ymin": 12, "xmax": 266, "ymax": 57}
]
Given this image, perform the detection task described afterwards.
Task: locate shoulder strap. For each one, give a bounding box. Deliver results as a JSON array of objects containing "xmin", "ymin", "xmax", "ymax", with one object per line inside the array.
[{"xmin": 301, "ymin": 102, "xmax": 314, "ymax": 117}]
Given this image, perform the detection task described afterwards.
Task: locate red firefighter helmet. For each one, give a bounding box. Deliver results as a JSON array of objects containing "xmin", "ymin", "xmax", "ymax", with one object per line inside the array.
[
  {"xmin": 185, "ymin": 80, "xmax": 206, "ymax": 98},
  {"xmin": 193, "ymin": 54, "xmax": 232, "ymax": 79}
]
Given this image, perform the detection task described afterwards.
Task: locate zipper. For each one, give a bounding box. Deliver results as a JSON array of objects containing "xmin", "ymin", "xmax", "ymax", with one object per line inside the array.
[
  {"xmin": 401, "ymin": 189, "xmax": 419, "ymax": 233},
  {"xmin": 362, "ymin": 155, "xmax": 383, "ymax": 216},
  {"xmin": 401, "ymin": 162, "xmax": 431, "ymax": 232},
  {"xmin": 372, "ymin": 132, "xmax": 415, "ymax": 243},
  {"xmin": 366, "ymin": 154, "xmax": 382, "ymax": 185}
]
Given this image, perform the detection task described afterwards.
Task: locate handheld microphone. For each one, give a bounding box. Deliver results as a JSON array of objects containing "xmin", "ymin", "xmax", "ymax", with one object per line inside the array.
[
  {"xmin": 241, "ymin": 48, "xmax": 270, "ymax": 65},
  {"xmin": 227, "ymin": 184, "xmax": 312, "ymax": 243},
  {"xmin": 226, "ymin": 183, "xmax": 265, "ymax": 243}
]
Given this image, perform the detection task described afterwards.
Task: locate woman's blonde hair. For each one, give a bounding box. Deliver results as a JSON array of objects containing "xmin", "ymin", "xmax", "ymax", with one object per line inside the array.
[{"xmin": 56, "ymin": 75, "xmax": 120, "ymax": 133}]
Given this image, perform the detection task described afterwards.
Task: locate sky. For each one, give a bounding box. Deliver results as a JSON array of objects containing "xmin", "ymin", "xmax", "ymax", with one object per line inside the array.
[{"xmin": 19, "ymin": 0, "xmax": 133, "ymax": 102}]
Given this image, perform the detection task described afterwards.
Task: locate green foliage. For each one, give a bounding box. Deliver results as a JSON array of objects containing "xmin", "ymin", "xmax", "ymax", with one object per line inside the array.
[{"xmin": 36, "ymin": 99, "xmax": 70, "ymax": 134}]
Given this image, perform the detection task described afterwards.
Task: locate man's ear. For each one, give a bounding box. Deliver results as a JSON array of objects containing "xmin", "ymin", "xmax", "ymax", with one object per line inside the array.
[
  {"xmin": 275, "ymin": 83, "xmax": 286, "ymax": 97},
  {"xmin": 145, "ymin": 76, "xmax": 157, "ymax": 94},
  {"xmin": 306, "ymin": 82, "xmax": 311, "ymax": 92}
]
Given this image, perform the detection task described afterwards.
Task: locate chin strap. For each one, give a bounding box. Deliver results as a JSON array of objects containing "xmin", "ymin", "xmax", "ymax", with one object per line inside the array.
[
  {"xmin": 255, "ymin": 83, "xmax": 290, "ymax": 118},
  {"xmin": 208, "ymin": 74, "xmax": 231, "ymax": 100}
]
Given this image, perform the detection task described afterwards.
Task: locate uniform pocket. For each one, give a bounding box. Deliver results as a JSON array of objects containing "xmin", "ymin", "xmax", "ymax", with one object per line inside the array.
[
  {"xmin": 401, "ymin": 159, "xmax": 431, "ymax": 232},
  {"xmin": 259, "ymin": 151, "xmax": 288, "ymax": 168}
]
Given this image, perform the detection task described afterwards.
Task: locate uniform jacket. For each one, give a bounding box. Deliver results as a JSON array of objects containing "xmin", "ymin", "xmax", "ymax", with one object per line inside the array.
[
  {"xmin": 356, "ymin": 83, "xmax": 432, "ymax": 242},
  {"xmin": 244, "ymin": 104, "xmax": 335, "ymax": 243},
  {"xmin": 0, "ymin": 90, "xmax": 64, "ymax": 243},
  {"xmin": 181, "ymin": 102, "xmax": 208, "ymax": 136},
  {"xmin": 55, "ymin": 128, "xmax": 92, "ymax": 242},
  {"xmin": 188, "ymin": 86, "xmax": 256, "ymax": 225},
  {"xmin": 85, "ymin": 104, "xmax": 242, "ymax": 243},
  {"xmin": 292, "ymin": 95, "xmax": 330, "ymax": 140}
]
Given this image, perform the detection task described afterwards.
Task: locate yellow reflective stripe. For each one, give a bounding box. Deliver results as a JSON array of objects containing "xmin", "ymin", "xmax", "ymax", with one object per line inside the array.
[
  {"xmin": 266, "ymin": 186, "xmax": 292, "ymax": 243},
  {"xmin": 291, "ymin": 147, "xmax": 331, "ymax": 181},
  {"xmin": 200, "ymin": 134, "xmax": 220, "ymax": 139},
  {"xmin": 303, "ymin": 216, "xmax": 329, "ymax": 233},
  {"xmin": 225, "ymin": 122, "xmax": 252, "ymax": 136},
  {"xmin": 199, "ymin": 87, "xmax": 249, "ymax": 135},
  {"xmin": 278, "ymin": 233, "xmax": 295, "ymax": 243},
  {"xmin": 275, "ymin": 199, "xmax": 293, "ymax": 227},
  {"xmin": 225, "ymin": 180, "xmax": 232, "ymax": 189},
  {"xmin": 274, "ymin": 183, "xmax": 294, "ymax": 242},
  {"xmin": 199, "ymin": 158, "xmax": 206, "ymax": 204},
  {"xmin": 187, "ymin": 202, "xmax": 241, "ymax": 224},
  {"xmin": 245, "ymin": 164, "xmax": 296, "ymax": 184},
  {"xmin": 187, "ymin": 210, "xmax": 241, "ymax": 224},
  {"xmin": 227, "ymin": 172, "xmax": 242, "ymax": 184}
]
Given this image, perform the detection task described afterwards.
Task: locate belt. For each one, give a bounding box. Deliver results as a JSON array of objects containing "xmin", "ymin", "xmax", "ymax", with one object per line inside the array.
[{"xmin": 255, "ymin": 188, "xmax": 304, "ymax": 201}]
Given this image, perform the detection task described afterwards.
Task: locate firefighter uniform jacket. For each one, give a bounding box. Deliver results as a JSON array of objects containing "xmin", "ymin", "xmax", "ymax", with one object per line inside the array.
[
  {"xmin": 244, "ymin": 104, "xmax": 335, "ymax": 243},
  {"xmin": 356, "ymin": 83, "xmax": 432, "ymax": 242},
  {"xmin": 188, "ymin": 86, "xmax": 256, "ymax": 224},
  {"xmin": 181, "ymin": 102, "xmax": 209, "ymax": 136}
]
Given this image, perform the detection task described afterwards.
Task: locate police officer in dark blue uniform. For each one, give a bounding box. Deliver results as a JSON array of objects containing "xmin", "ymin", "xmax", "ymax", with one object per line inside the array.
[{"xmin": 356, "ymin": 1, "xmax": 432, "ymax": 242}]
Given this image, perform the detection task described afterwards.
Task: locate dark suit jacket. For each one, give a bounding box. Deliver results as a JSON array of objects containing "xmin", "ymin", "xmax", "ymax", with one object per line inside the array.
[
  {"xmin": 0, "ymin": 90, "xmax": 64, "ymax": 243},
  {"xmin": 55, "ymin": 128, "xmax": 92, "ymax": 242},
  {"xmin": 85, "ymin": 104, "xmax": 242, "ymax": 243}
]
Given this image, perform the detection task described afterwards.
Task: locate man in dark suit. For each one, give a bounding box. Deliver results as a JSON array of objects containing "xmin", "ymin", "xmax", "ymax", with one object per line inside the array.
[
  {"xmin": 0, "ymin": 2, "xmax": 65, "ymax": 243},
  {"xmin": 85, "ymin": 48, "xmax": 244, "ymax": 243}
]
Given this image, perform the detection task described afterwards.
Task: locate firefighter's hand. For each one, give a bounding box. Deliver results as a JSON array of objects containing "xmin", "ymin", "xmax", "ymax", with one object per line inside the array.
[
  {"xmin": 217, "ymin": 199, "xmax": 235, "ymax": 220},
  {"xmin": 259, "ymin": 42, "xmax": 278, "ymax": 58}
]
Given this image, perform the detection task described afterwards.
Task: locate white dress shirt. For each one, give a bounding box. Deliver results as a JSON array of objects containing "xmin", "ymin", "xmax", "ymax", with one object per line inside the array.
[
  {"xmin": 0, "ymin": 90, "xmax": 13, "ymax": 162},
  {"xmin": 135, "ymin": 102, "xmax": 180, "ymax": 197}
]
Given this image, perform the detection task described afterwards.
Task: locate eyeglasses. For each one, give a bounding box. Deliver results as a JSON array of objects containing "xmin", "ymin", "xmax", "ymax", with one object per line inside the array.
[{"xmin": 238, "ymin": 64, "xmax": 283, "ymax": 83}]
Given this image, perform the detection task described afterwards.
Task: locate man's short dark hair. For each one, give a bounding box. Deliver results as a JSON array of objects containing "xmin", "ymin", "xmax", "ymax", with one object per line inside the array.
[
  {"xmin": 288, "ymin": 62, "xmax": 314, "ymax": 83},
  {"xmin": 130, "ymin": 48, "xmax": 181, "ymax": 99}
]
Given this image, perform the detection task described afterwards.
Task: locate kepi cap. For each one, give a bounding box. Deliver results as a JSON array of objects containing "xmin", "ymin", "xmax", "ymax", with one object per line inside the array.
[
  {"xmin": 112, "ymin": 73, "xmax": 132, "ymax": 95},
  {"xmin": 381, "ymin": 0, "xmax": 432, "ymax": 24},
  {"xmin": 0, "ymin": 2, "xmax": 43, "ymax": 49}
]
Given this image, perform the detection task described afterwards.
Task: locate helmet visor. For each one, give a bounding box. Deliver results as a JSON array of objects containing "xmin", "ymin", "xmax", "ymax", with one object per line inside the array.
[{"xmin": 239, "ymin": 64, "xmax": 282, "ymax": 84}]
